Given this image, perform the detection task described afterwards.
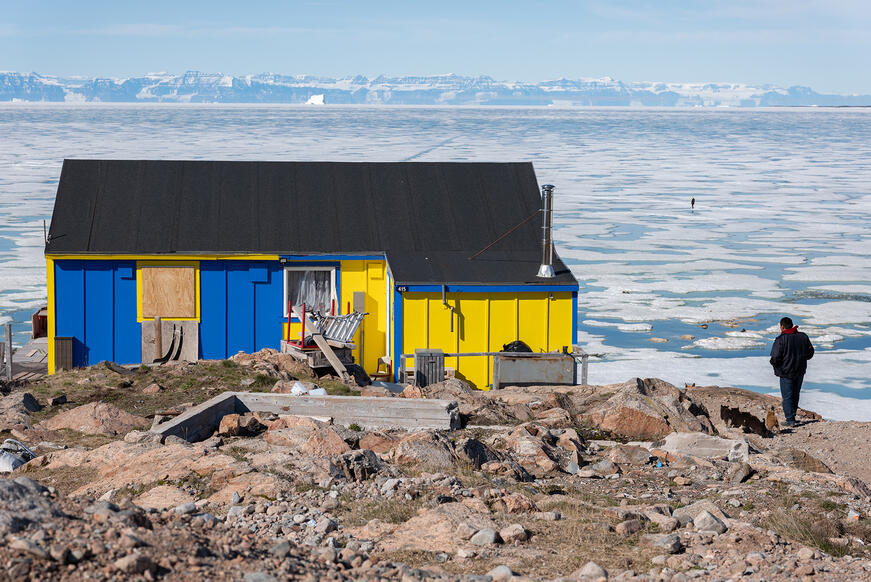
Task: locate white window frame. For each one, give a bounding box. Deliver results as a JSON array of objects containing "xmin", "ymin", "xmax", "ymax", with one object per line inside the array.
[{"xmin": 282, "ymin": 266, "xmax": 338, "ymax": 318}]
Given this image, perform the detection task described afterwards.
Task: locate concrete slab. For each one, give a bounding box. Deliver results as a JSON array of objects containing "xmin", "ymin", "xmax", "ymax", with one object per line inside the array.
[{"xmin": 151, "ymin": 391, "xmax": 460, "ymax": 443}]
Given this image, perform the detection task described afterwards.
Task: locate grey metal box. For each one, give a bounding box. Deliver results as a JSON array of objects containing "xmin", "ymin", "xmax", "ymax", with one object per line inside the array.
[{"xmin": 492, "ymin": 353, "xmax": 576, "ymax": 390}]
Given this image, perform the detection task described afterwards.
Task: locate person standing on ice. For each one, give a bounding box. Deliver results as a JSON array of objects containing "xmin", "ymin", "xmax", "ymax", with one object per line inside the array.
[
  {"xmin": 691, "ymin": 197, "xmax": 695, "ymax": 209},
  {"xmin": 769, "ymin": 316, "xmax": 814, "ymax": 427}
]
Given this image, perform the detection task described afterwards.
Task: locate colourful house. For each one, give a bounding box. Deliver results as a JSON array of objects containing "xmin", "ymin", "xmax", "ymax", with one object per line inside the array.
[{"xmin": 45, "ymin": 160, "xmax": 578, "ymax": 388}]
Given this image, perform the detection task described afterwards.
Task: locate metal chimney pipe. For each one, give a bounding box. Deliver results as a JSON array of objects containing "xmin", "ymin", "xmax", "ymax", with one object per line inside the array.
[{"xmin": 537, "ymin": 184, "xmax": 556, "ymax": 278}]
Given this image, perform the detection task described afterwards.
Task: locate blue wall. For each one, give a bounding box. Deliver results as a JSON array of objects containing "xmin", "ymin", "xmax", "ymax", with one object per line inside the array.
[
  {"xmin": 191, "ymin": 260, "xmax": 284, "ymax": 360},
  {"xmin": 55, "ymin": 259, "xmax": 286, "ymax": 366},
  {"xmin": 54, "ymin": 260, "xmax": 140, "ymax": 367}
]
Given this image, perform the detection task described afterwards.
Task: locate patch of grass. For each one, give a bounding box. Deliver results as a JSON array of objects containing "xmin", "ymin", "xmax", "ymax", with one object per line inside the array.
[
  {"xmin": 221, "ymin": 359, "xmax": 237, "ymax": 368},
  {"xmin": 339, "ymin": 496, "xmax": 426, "ymax": 526},
  {"xmin": 21, "ymin": 463, "xmax": 100, "ymax": 496},
  {"xmin": 348, "ymin": 423, "xmax": 362, "ymax": 432},
  {"xmin": 319, "ymin": 378, "xmax": 357, "ymax": 396},
  {"xmin": 377, "ymin": 550, "xmax": 438, "ymax": 569},
  {"xmin": 453, "ymin": 461, "xmax": 493, "ymax": 489},
  {"xmin": 253, "ymin": 374, "xmax": 273, "ymax": 389},
  {"xmin": 43, "ymin": 429, "xmax": 117, "ymax": 449},
  {"xmin": 293, "ymin": 481, "xmax": 323, "ymax": 494},
  {"xmin": 845, "ymin": 520, "xmax": 871, "ymax": 549},
  {"xmin": 225, "ymin": 446, "xmax": 249, "ymax": 463},
  {"xmin": 765, "ymin": 509, "xmax": 851, "ymax": 557},
  {"xmin": 818, "ymin": 499, "xmax": 844, "ymax": 512},
  {"xmin": 442, "ymin": 501, "xmax": 657, "ymax": 579}
]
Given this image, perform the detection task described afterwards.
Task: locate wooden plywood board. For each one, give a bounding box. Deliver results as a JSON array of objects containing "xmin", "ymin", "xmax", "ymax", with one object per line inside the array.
[{"xmin": 142, "ymin": 267, "xmax": 195, "ymax": 318}]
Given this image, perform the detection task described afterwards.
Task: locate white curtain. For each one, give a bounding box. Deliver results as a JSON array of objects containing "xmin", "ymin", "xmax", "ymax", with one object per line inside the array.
[{"xmin": 288, "ymin": 270, "xmax": 332, "ymax": 312}]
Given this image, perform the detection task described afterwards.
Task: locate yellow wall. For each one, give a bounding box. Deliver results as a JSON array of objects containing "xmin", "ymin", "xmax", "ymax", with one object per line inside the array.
[
  {"xmin": 280, "ymin": 259, "xmax": 388, "ymax": 375},
  {"xmin": 46, "ymin": 258, "xmax": 55, "ymax": 374},
  {"xmin": 402, "ymin": 291, "xmax": 574, "ymax": 389}
]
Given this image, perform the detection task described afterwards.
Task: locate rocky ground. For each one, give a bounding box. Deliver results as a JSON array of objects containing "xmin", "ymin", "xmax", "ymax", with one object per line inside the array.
[{"xmin": 1, "ymin": 349, "xmax": 871, "ymax": 581}]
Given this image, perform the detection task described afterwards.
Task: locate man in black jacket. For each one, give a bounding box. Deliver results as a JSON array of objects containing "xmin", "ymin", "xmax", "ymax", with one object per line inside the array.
[{"xmin": 770, "ymin": 316, "xmax": 814, "ymax": 426}]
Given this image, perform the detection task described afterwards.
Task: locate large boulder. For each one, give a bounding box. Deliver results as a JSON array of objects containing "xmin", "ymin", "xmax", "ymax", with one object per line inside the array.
[
  {"xmin": 40, "ymin": 402, "xmax": 149, "ymax": 436},
  {"xmin": 301, "ymin": 427, "xmax": 352, "ymax": 456},
  {"xmin": 33, "ymin": 440, "xmax": 246, "ymax": 498},
  {"xmin": 331, "ymin": 449, "xmax": 386, "ymax": 481},
  {"xmin": 579, "ymin": 378, "xmax": 713, "ymax": 440},
  {"xmin": 358, "ymin": 432, "xmax": 398, "ymax": 454},
  {"xmin": 503, "ymin": 424, "xmax": 561, "ymax": 477},
  {"xmin": 218, "ymin": 413, "xmax": 265, "ymax": 437},
  {"xmin": 652, "ymin": 432, "xmax": 750, "ymax": 462},
  {"xmin": 0, "ymin": 477, "xmax": 64, "ymax": 534},
  {"xmin": 0, "ymin": 392, "xmax": 42, "ymax": 430},
  {"xmin": 776, "ymin": 448, "xmax": 832, "ymax": 474},
  {"xmin": 373, "ymin": 502, "xmax": 498, "ymax": 553},
  {"xmin": 134, "ymin": 484, "xmax": 196, "ymax": 511},
  {"xmin": 389, "ymin": 432, "xmax": 455, "ymax": 471}
]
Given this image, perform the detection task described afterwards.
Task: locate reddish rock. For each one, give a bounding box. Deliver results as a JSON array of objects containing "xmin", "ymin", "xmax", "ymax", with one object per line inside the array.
[
  {"xmin": 135, "ymin": 485, "xmax": 195, "ymax": 511},
  {"xmin": 608, "ymin": 444, "xmax": 653, "ymax": 465},
  {"xmin": 534, "ymin": 407, "xmax": 571, "ymax": 428},
  {"xmin": 40, "ymin": 402, "xmax": 149, "ymax": 436},
  {"xmin": 371, "ymin": 502, "xmax": 498, "ymax": 554},
  {"xmin": 272, "ymin": 353, "xmax": 315, "ymax": 378},
  {"xmin": 490, "ymin": 493, "xmax": 539, "ymax": 514},
  {"xmin": 358, "ymin": 432, "xmax": 398, "ymax": 454},
  {"xmin": 143, "ymin": 383, "xmax": 163, "ymax": 394},
  {"xmin": 218, "ymin": 413, "xmax": 264, "ymax": 436},
  {"xmin": 301, "ymin": 427, "xmax": 352, "ymax": 456},
  {"xmin": 401, "ymin": 385, "xmax": 424, "ymax": 399},
  {"xmin": 0, "ymin": 392, "xmax": 42, "ymax": 430},
  {"xmin": 506, "ymin": 424, "xmax": 560, "ymax": 477},
  {"xmin": 218, "ymin": 414, "xmax": 242, "ymax": 436},
  {"xmin": 264, "ymin": 428, "xmax": 312, "ymax": 449},
  {"xmin": 361, "ymin": 385, "xmax": 392, "ymax": 398},
  {"xmin": 390, "ymin": 432, "xmax": 455, "ymax": 470},
  {"xmin": 579, "ymin": 378, "xmax": 714, "ymax": 440}
]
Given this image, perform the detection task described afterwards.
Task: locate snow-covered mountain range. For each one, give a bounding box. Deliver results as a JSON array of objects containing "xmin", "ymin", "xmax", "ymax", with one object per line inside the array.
[{"xmin": 1, "ymin": 71, "xmax": 869, "ymax": 107}]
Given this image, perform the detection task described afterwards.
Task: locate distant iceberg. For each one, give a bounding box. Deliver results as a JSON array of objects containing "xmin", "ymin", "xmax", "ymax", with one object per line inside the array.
[{"xmin": 306, "ymin": 94, "xmax": 325, "ymax": 105}]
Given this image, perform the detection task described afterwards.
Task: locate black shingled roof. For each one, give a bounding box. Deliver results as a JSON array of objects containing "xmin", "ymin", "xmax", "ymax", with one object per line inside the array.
[{"xmin": 46, "ymin": 160, "xmax": 577, "ymax": 286}]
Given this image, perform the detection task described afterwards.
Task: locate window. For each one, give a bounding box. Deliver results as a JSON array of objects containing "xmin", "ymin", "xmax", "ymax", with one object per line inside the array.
[{"xmin": 283, "ymin": 267, "xmax": 337, "ymax": 316}]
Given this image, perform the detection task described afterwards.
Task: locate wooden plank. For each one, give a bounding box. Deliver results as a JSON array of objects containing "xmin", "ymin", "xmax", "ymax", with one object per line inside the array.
[{"xmin": 142, "ymin": 266, "xmax": 196, "ymax": 318}]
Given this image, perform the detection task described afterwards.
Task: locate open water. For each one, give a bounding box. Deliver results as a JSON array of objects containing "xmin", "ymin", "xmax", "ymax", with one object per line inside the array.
[{"xmin": 1, "ymin": 104, "xmax": 870, "ymax": 419}]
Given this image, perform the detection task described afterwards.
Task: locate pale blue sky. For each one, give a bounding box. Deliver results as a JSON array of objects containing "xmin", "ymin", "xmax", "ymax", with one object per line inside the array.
[{"xmin": 2, "ymin": 1, "xmax": 869, "ymax": 93}]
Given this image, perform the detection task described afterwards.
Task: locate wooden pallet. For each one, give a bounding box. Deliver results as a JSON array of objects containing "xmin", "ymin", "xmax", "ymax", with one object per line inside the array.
[{"xmin": 12, "ymin": 371, "xmax": 43, "ymax": 382}]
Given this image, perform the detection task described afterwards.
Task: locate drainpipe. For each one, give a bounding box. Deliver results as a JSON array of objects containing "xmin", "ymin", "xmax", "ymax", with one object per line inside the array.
[
  {"xmin": 442, "ymin": 285, "xmax": 455, "ymax": 332},
  {"xmin": 537, "ymin": 184, "xmax": 556, "ymax": 278}
]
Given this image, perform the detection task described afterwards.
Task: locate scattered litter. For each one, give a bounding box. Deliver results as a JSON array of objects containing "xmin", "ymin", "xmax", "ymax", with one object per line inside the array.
[
  {"xmin": 0, "ymin": 439, "xmax": 37, "ymax": 472},
  {"xmin": 290, "ymin": 382, "xmax": 326, "ymax": 396}
]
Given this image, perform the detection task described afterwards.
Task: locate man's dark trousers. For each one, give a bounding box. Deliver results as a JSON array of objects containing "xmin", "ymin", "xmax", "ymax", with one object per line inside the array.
[{"xmin": 780, "ymin": 375, "xmax": 804, "ymax": 423}]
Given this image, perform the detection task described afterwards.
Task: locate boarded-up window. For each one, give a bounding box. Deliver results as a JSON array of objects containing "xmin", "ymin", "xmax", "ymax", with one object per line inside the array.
[{"xmin": 141, "ymin": 267, "xmax": 196, "ymax": 318}]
